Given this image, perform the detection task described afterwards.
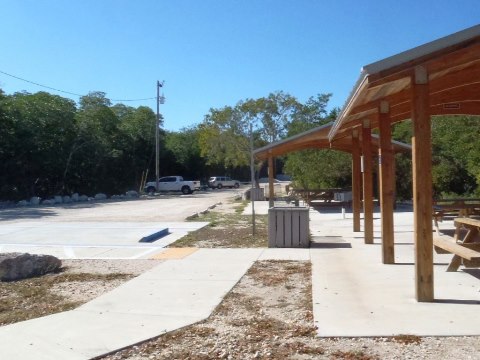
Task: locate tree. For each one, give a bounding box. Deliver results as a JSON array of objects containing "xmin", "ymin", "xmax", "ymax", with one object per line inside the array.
[
  {"xmin": 198, "ymin": 91, "xmax": 301, "ymax": 170},
  {"xmin": 0, "ymin": 91, "xmax": 77, "ymax": 198},
  {"xmin": 282, "ymin": 94, "xmax": 349, "ymax": 189}
]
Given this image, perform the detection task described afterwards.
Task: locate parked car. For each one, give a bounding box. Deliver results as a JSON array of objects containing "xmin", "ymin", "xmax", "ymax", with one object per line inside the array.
[
  {"xmin": 144, "ymin": 176, "xmax": 201, "ymax": 195},
  {"xmin": 208, "ymin": 176, "xmax": 240, "ymax": 189}
]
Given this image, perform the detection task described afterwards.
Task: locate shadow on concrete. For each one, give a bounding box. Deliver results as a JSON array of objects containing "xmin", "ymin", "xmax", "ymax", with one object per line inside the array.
[
  {"xmin": 434, "ymin": 298, "xmax": 480, "ymax": 305},
  {"xmin": 0, "ymin": 208, "xmax": 60, "ymax": 221},
  {"xmin": 463, "ymin": 268, "xmax": 480, "ymax": 280},
  {"xmin": 310, "ymin": 242, "xmax": 352, "ymax": 249}
]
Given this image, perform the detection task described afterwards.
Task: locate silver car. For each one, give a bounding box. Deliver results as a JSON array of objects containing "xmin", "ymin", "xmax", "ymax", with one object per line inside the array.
[{"xmin": 208, "ymin": 176, "xmax": 240, "ymax": 189}]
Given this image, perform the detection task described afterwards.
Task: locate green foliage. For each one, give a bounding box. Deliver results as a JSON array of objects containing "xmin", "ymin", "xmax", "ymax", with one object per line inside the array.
[
  {"xmin": 283, "ymin": 94, "xmax": 348, "ymax": 189},
  {"xmin": 198, "ymin": 91, "xmax": 301, "ymax": 168},
  {"xmin": 284, "ymin": 149, "xmax": 351, "ymax": 189},
  {"xmin": 392, "ymin": 116, "xmax": 480, "ymax": 199},
  {"xmin": 0, "ymin": 90, "xmax": 160, "ymax": 200},
  {"xmin": 0, "ymin": 91, "xmax": 77, "ymax": 198}
]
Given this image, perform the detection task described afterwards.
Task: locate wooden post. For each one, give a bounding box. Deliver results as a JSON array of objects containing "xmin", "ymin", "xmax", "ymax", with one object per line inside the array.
[
  {"xmin": 268, "ymin": 155, "xmax": 275, "ymax": 208},
  {"xmin": 362, "ymin": 120, "xmax": 374, "ymax": 244},
  {"xmin": 411, "ymin": 66, "xmax": 434, "ymax": 302},
  {"xmin": 378, "ymin": 102, "xmax": 395, "ymax": 264},
  {"xmin": 352, "ymin": 130, "xmax": 362, "ymax": 232}
]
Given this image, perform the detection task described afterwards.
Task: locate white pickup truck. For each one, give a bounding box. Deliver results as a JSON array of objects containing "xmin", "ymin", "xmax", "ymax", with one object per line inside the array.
[{"xmin": 144, "ymin": 176, "xmax": 201, "ymax": 195}]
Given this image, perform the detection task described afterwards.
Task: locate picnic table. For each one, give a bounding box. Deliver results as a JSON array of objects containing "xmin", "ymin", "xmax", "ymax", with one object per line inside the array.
[
  {"xmin": 432, "ymin": 198, "xmax": 480, "ymax": 233},
  {"xmin": 434, "ymin": 217, "xmax": 480, "ymax": 271},
  {"xmin": 289, "ymin": 188, "xmax": 352, "ymax": 207}
]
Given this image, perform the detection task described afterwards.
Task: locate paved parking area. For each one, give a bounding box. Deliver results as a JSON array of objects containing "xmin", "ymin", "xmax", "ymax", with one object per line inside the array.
[{"xmin": 0, "ymin": 190, "xmax": 240, "ymax": 259}]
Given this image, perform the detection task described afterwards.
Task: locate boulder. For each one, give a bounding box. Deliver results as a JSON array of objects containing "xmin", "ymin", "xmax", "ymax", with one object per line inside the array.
[
  {"xmin": 62, "ymin": 195, "xmax": 72, "ymax": 203},
  {"xmin": 30, "ymin": 197, "xmax": 41, "ymax": 205},
  {"xmin": 125, "ymin": 190, "xmax": 139, "ymax": 198},
  {"xmin": 71, "ymin": 193, "xmax": 79, "ymax": 202},
  {"xmin": 94, "ymin": 193, "xmax": 107, "ymax": 200},
  {"xmin": 41, "ymin": 199, "xmax": 55, "ymax": 205},
  {"xmin": 79, "ymin": 195, "xmax": 88, "ymax": 201},
  {"xmin": 17, "ymin": 200, "xmax": 29, "ymax": 206},
  {"xmin": 0, "ymin": 253, "xmax": 62, "ymax": 282},
  {"xmin": 54, "ymin": 195, "xmax": 63, "ymax": 204}
]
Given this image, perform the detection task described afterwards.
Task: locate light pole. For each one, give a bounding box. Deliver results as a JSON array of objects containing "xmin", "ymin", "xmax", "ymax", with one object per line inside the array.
[{"xmin": 155, "ymin": 80, "xmax": 165, "ymax": 192}]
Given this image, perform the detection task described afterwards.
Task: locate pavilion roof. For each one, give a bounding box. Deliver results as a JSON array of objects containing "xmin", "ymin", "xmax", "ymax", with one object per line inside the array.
[
  {"xmin": 329, "ymin": 24, "xmax": 480, "ymax": 140},
  {"xmin": 254, "ymin": 122, "xmax": 411, "ymax": 161}
]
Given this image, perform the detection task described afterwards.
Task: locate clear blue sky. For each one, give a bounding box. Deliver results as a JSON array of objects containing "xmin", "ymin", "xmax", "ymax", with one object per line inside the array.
[{"xmin": 0, "ymin": 0, "xmax": 478, "ymax": 131}]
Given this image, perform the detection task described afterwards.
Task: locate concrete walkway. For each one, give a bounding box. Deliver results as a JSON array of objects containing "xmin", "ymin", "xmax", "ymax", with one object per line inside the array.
[{"xmin": 0, "ymin": 248, "xmax": 310, "ymax": 360}]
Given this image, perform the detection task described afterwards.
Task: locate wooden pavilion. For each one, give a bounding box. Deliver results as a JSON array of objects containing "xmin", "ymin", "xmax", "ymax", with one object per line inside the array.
[
  {"xmin": 255, "ymin": 24, "xmax": 480, "ymax": 302},
  {"xmin": 253, "ymin": 121, "xmax": 411, "ymax": 237}
]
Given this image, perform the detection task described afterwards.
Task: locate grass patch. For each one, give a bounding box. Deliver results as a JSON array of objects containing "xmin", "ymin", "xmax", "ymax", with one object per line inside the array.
[
  {"xmin": 171, "ymin": 204, "xmax": 268, "ymax": 247},
  {"xmin": 391, "ymin": 334, "xmax": 422, "ymax": 345},
  {"xmin": 0, "ymin": 271, "xmax": 131, "ymax": 326},
  {"xmin": 331, "ymin": 350, "xmax": 379, "ymax": 360}
]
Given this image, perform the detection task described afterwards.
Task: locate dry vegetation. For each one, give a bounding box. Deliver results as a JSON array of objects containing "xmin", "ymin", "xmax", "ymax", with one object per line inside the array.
[
  {"xmin": 0, "ymin": 259, "xmax": 159, "ymax": 326},
  {"xmin": 171, "ymin": 200, "xmax": 268, "ymax": 248}
]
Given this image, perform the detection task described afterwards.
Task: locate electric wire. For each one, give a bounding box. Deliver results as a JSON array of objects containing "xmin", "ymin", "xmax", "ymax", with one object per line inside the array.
[{"xmin": 0, "ymin": 69, "xmax": 156, "ymax": 102}]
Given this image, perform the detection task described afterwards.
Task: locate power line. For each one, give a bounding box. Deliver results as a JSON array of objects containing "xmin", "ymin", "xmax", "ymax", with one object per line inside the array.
[{"xmin": 0, "ymin": 69, "xmax": 156, "ymax": 102}]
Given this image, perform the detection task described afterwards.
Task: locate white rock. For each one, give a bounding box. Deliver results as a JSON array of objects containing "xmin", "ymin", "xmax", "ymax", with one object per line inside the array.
[
  {"xmin": 94, "ymin": 193, "xmax": 107, "ymax": 200},
  {"xmin": 125, "ymin": 190, "xmax": 139, "ymax": 198},
  {"xmin": 71, "ymin": 193, "xmax": 79, "ymax": 202},
  {"xmin": 54, "ymin": 195, "xmax": 63, "ymax": 204},
  {"xmin": 42, "ymin": 199, "xmax": 55, "ymax": 205},
  {"xmin": 79, "ymin": 195, "xmax": 88, "ymax": 201},
  {"xmin": 62, "ymin": 196, "xmax": 71, "ymax": 203},
  {"xmin": 30, "ymin": 197, "xmax": 41, "ymax": 205},
  {"xmin": 17, "ymin": 200, "xmax": 29, "ymax": 206}
]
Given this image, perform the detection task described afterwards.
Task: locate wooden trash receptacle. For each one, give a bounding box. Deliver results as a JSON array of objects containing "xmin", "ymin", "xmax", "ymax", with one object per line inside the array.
[{"xmin": 268, "ymin": 207, "xmax": 309, "ymax": 248}]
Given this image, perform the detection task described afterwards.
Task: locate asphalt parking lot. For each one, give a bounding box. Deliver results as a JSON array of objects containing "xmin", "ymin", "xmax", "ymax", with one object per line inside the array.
[{"xmin": 0, "ymin": 189, "xmax": 242, "ymax": 259}]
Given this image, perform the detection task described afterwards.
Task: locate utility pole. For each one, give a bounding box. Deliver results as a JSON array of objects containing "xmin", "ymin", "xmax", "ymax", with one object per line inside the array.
[
  {"xmin": 155, "ymin": 80, "xmax": 164, "ymax": 192},
  {"xmin": 250, "ymin": 123, "xmax": 256, "ymax": 236}
]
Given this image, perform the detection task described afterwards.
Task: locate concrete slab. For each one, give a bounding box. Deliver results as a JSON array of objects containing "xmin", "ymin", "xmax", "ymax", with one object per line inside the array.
[
  {"xmin": 310, "ymin": 209, "xmax": 480, "ymax": 337},
  {"xmin": 258, "ymin": 248, "xmax": 311, "ymax": 261},
  {"xmin": 0, "ymin": 221, "xmax": 208, "ymax": 259}
]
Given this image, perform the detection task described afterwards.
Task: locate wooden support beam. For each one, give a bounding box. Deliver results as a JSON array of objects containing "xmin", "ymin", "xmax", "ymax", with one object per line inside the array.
[
  {"xmin": 411, "ymin": 66, "xmax": 434, "ymax": 302},
  {"xmin": 352, "ymin": 130, "xmax": 362, "ymax": 232},
  {"xmin": 378, "ymin": 102, "xmax": 395, "ymax": 264},
  {"xmin": 268, "ymin": 156, "xmax": 275, "ymax": 208},
  {"xmin": 362, "ymin": 120, "xmax": 374, "ymax": 244}
]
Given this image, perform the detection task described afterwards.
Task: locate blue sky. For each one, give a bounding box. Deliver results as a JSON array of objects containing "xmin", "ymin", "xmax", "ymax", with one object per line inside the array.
[{"xmin": 0, "ymin": 1, "xmax": 478, "ymax": 131}]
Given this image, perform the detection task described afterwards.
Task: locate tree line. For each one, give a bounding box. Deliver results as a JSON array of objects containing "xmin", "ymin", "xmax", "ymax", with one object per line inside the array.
[{"xmin": 1, "ymin": 88, "xmax": 479, "ymax": 202}]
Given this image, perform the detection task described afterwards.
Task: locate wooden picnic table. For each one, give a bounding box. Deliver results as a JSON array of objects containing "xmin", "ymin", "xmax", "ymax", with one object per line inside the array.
[
  {"xmin": 434, "ymin": 217, "xmax": 480, "ymax": 271},
  {"xmin": 432, "ymin": 198, "xmax": 480, "ymax": 232}
]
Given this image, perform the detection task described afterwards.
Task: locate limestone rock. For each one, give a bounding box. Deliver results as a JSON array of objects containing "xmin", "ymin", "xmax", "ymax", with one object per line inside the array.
[
  {"xmin": 30, "ymin": 197, "xmax": 41, "ymax": 205},
  {"xmin": 94, "ymin": 193, "xmax": 107, "ymax": 200},
  {"xmin": 125, "ymin": 190, "xmax": 139, "ymax": 198},
  {"xmin": 0, "ymin": 253, "xmax": 62, "ymax": 282}
]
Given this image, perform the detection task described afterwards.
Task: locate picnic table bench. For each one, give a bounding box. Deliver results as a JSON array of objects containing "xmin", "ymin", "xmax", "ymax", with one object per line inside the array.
[{"xmin": 434, "ymin": 217, "xmax": 480, "ymax": 271}]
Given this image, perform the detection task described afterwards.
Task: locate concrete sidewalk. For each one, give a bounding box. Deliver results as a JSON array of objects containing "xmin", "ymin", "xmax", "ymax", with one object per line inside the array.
[{"xmin": 0, "ymin": 248, "xmax": 310, "ymax": 360}]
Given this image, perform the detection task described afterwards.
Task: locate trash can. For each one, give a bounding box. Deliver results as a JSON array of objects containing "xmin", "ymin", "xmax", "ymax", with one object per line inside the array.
[
  {"xmin": 243, "ymin": 188, "xmax": 265, "ymax": 201},
  {"xmin": 268, "ymin": 207, "xmax": 309, "ymax": 248}
]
